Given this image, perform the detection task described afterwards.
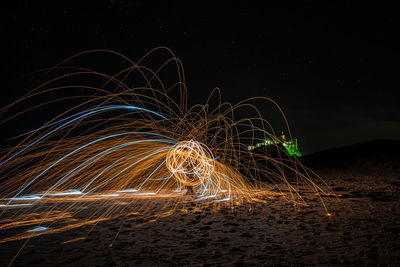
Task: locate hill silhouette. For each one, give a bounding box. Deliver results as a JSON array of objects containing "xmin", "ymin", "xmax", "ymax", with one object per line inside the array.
[{"xmin": 301, "ymin": 139, "xmax": 400, "ymax": 173}]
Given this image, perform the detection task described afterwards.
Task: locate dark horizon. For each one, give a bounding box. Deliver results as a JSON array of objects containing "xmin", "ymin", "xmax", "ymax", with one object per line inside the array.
[{"xmin": 2, "ymin": 1, "xmax": 399, "ymax": 154}]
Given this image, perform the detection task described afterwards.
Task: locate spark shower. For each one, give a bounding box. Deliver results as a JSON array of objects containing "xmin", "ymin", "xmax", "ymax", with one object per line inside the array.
[{"xmin": 0, "ymin": 47, "xmax": 332, "ymax": 243}]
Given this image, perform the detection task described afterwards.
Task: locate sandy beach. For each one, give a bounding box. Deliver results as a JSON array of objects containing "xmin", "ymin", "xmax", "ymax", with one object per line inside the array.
[{"xmin": 0, "ymin": 170, "xmax": 399, "ymax": 266}]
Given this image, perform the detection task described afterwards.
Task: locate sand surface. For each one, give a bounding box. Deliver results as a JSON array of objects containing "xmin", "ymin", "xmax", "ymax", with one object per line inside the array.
[{"xmin": 0, "ymin": 173, "xmax": 399, "ymax": 266}]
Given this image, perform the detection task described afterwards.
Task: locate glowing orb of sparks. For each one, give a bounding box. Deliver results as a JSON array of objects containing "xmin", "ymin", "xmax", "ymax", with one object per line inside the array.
[{"xmin": 166, "ymin": 140, "xmax": 215, "ymax": 187}]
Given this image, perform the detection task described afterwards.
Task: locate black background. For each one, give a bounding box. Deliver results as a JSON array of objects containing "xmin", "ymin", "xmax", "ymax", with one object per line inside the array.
[{"xmin": 1, "ymin": 1, "xmax": 399, "ymax": 154}]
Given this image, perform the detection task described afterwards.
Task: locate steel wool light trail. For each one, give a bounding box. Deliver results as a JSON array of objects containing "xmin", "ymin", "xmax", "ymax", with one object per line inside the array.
[{"xmin": 0, "ymin": 47, "xmax": 333, "ymax": 244}]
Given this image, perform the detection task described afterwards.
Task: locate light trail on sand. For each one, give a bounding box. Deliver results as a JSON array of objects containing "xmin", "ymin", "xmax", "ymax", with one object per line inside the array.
[{"xmin": 0, "ymin": 47, "xmax": 335, "ymax": 247}]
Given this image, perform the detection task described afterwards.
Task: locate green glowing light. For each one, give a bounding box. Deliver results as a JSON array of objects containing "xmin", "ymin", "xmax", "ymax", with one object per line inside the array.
[{"xmin": 247, "ymin": 134, "xmax": 301, "ymax": 157}]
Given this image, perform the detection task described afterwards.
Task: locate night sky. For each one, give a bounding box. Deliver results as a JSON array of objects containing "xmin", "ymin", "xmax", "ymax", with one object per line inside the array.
[{"xmin": 2, "ymin": 1, "xmax": 399, "ymax": 154}]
